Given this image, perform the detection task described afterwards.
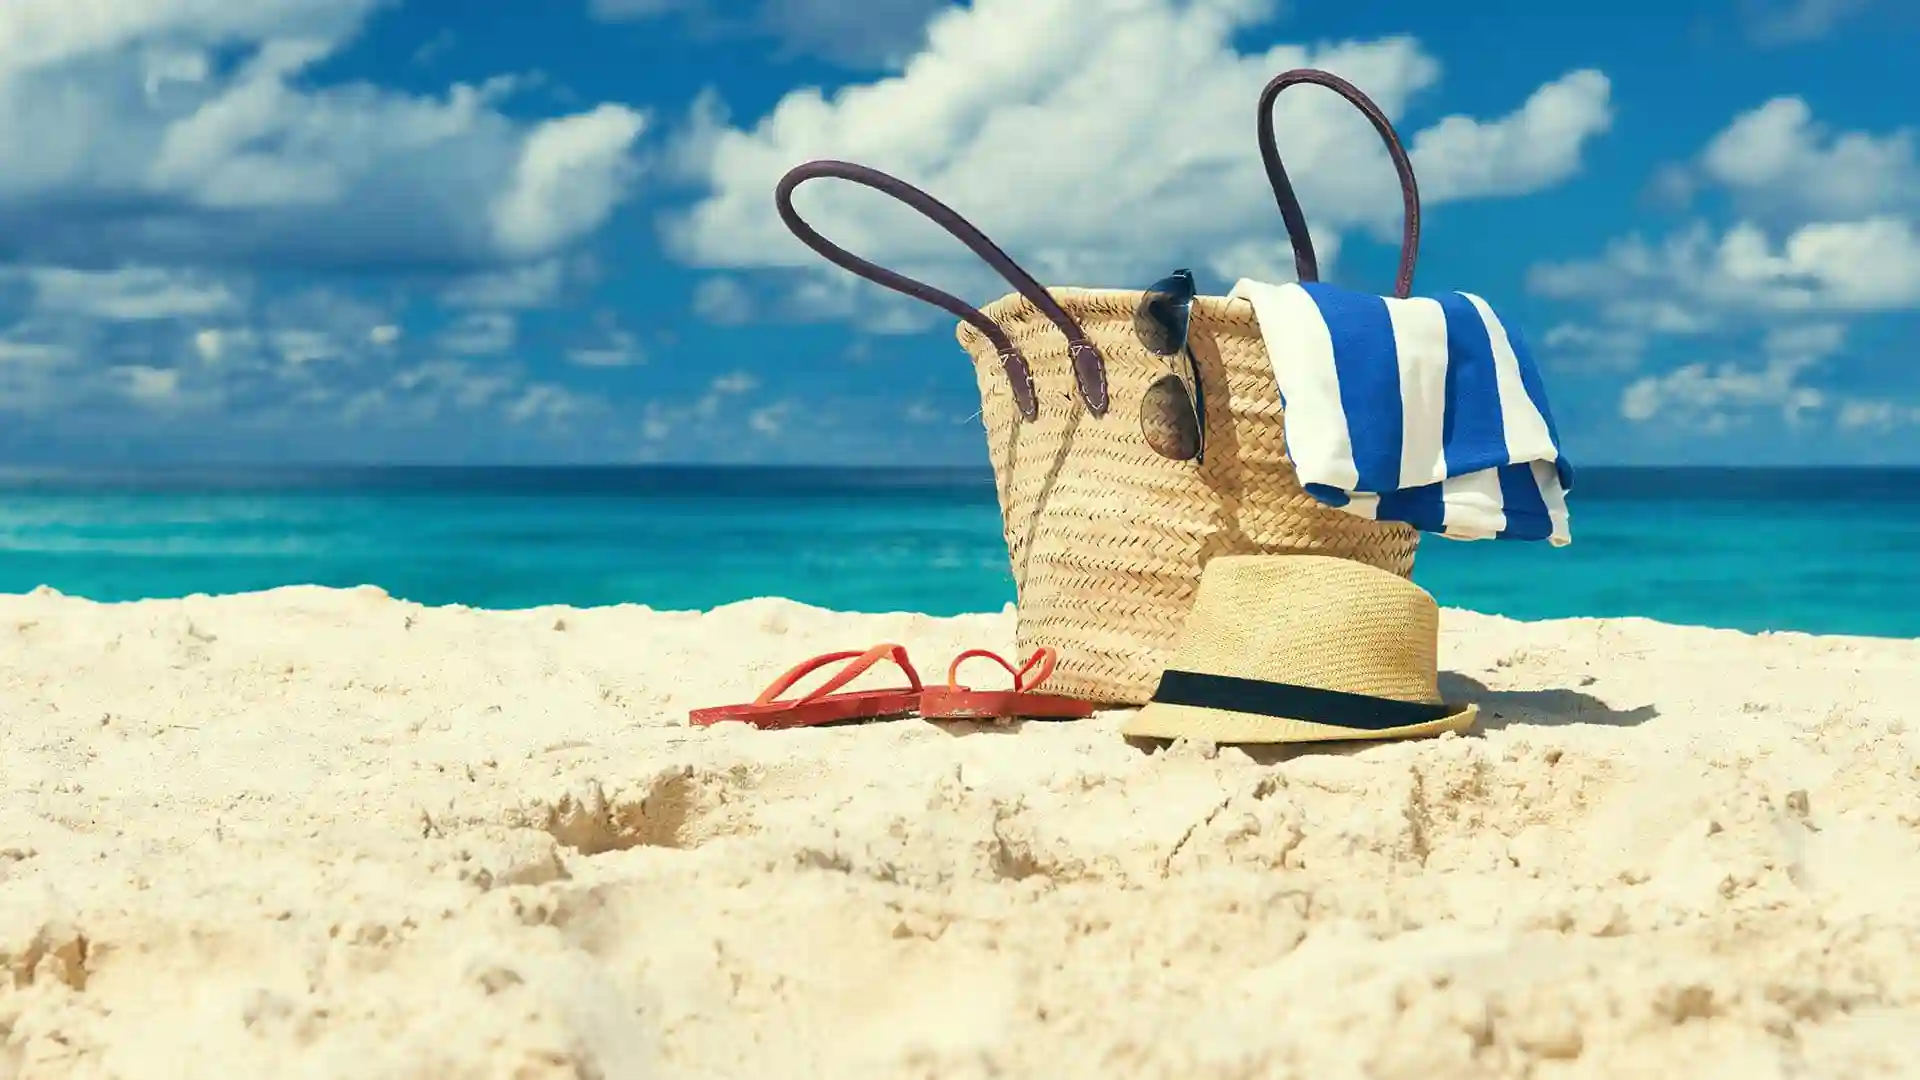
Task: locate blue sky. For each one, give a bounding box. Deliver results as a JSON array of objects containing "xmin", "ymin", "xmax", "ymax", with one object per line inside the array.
[{"xmin": 0, "ymin": 0, "xmax": 1914, "ymax": 466}]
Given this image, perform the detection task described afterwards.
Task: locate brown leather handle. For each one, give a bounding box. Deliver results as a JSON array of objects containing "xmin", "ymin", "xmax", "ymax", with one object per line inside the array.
[
  {"xmin": 774, "ymin": 160, "xmax": 1108, "ymax": 420},
  {"xmin": 1257, "ymin": 69, "xmax": 1422, "ymax": 298}
]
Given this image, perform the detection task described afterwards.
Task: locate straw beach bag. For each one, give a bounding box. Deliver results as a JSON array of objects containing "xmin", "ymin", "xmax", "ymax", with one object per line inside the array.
[{"xmin": 775, "ymin": 70, "xmax": 1426, "ymax": 705}]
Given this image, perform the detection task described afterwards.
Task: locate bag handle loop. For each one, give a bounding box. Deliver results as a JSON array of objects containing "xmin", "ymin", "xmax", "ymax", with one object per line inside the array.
[
  {"xmin": 1257, "ymin": 68, "xmax": 1423, "ymax": 299},
  {"xmin": 774, "ymin": 159, "xmax": 1108, "ymax": 420}
]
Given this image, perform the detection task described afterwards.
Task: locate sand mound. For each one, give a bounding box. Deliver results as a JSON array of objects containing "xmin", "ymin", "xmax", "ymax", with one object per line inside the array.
[{"xmin": 2, "ymin": 586, "xmax": 1917, "ymax": 1078}]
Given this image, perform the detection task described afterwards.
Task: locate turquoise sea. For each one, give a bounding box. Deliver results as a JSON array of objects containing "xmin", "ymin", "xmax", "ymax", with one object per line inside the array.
[{"xmin": 1, "ymin": 466, "xmax": 1916, "ymax": 639}]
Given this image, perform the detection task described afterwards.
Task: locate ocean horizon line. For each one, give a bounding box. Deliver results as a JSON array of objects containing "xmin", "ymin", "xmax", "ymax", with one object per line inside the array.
[
  {"xmin": 5, "ymin": 462, "xmax": 1919, "ymax": 474},
  {"xmin": 3, "ymin": 462, "xmax": 1918, "ymax": 502}
]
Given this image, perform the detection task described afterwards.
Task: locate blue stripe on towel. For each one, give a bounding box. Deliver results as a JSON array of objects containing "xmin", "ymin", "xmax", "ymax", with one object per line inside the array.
[
  {"xmin": 1230, "ymin": 276, "xmax": 1572, "ymax": 545},
  {"xmin": 1303, "ymin": 284, "xmax": 1402, "ymax": 493},
  {"xmin": 1436, "ymin": 292, "xmax": 1509, "ymax": 478},
  {"xmin": 1303, "ymin": 483, "xmax": 1350, "ymax": 507},
  {"xmin": 1495, "ymin": 463, "xmax": 1552, "ymax": 540},
  {"xmin": 1377, "ymin": 483, "xmax": 1446, "ymax": 534}
]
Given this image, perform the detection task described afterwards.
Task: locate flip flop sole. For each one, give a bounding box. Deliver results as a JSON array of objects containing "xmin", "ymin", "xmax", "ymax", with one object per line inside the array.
[
  {"xmin": 918, "ymin": 688, "xmax": 1094, "ymax": 721},
  {"xmin": 690, "ymin": 688, "xmax": 922, "ymax": 730}
]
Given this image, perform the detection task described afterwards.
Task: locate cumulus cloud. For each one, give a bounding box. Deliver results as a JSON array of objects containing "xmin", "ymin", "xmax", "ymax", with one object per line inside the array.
[
  {"xmin": 1617, "ymin": 322, "xmax": 1843, "ymax": 431},
  {"xmin": 1739, "ymin": 0, "xmax": 1874, "ymax": 46},
  {"xmin": 565, "ymin": 310, "xmax": 643, "ymax": 367},
  {"xmin": 1836, "ymin": 398, "xmax": 1920, "ymax": 430},
  {"xmin": 491, "ymin": 105, "xmax": 648, "ymax": 260},
  {"xmin": 0, "ymin": 0, "xmax": 647, "ymax": 270},
  {"xmin": 1531, "ymin": 100, "xmax": 1920, "ymax": 328},
  {"xmin": 637, "ymin": 369, "xmax": 768, "ymax": 448},
  {"xmin": 339, "ymin": 360, "xmax": 599, "ymax": 431},
  {"xmin": 1409, "ymin": 70, "xmax": 1615, "ymax": 202},
  {"xmin": 14, "ymin": 266, "xmax": 240, "ymax": 321},
  {"xmin": 106, "ymin": 364, "xmax": 189, "ymax": 408},
  {"xmin": 1534, "ymin": 95, "xmax": 1920, "ymax": 433},
  {"xmin": 0, "ymin": 0, "xmax": 650, "ymax": 460},
  {"xmin": 1675, "ymin": 96, "xmax": 1918, "ymax": 222},
  {"xmin": 438, "ymin": 311, "xmax": 518, "ymax": 356},
  {"xmin": 691, "ymin": 277, "xmax": 754, "ymax": 324},
  {"xmin": 664, "ymin": 0, "xmax": 1612, "ymax": 329},
  {"xmin": 440, "ymin": 260, "xmax": 569, "ymax": 309},
  {"xmin": 0, "ymin": 256, "xmax": 597, "ymax": 460},
  {"xmin": 1531, "ymin": 217, "xmax": 1920, "ymax": 319}
]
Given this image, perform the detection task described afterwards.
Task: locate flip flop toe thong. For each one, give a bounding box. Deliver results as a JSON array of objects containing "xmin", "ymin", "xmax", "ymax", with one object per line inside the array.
[
  {"xmin": 918, "ymin": 647, "xmax": 1094, "ymax": 721},
  {"xmin": 690, "ymin": 643, "xmax": 923, "ymax": 730}
]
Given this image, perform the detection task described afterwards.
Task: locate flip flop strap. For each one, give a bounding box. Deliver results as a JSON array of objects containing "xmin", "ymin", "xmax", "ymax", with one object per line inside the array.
[
  {"xmin": 753, "ymin": 643, "xmax": 922, "ymax": 706},
  {"xmin": 1015, "ymin": 647, "xmax": 1058, "ymax": 692},
  {"xmin": 945, "ymin": 649, "xmax": 1020, "ymax": 690},
  {"xmin": 945, "ymin": 646, "xmax": 1059, "ymax": 692}
]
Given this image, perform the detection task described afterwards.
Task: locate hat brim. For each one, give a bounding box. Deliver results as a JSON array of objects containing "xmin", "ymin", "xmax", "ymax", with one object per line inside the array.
[{"xmin": 1120, "ymin": 699, "xmax": 1477, "ymax": 745}]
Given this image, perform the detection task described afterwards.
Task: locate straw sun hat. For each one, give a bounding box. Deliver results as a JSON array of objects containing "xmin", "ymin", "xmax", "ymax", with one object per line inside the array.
[{"xmin": 1120, "ymin": 555, "xmax": 1477, "ymax": 744}]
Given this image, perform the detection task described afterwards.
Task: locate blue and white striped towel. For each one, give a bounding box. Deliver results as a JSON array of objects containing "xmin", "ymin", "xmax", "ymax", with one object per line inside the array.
[{"xmin": 1229, "ymin": 278, "xmax": 1572, "ymax": 545}]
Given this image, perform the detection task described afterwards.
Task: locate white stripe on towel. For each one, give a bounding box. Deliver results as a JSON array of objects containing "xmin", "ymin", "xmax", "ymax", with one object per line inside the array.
[{"xmin": 1227, "ymin": 277, "xmax": 1573, "ymax": 546}]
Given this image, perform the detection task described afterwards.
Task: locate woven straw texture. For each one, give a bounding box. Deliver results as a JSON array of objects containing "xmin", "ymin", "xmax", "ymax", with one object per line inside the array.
[
  {"xmin": 1120, "ymin": 554, "xmax": 1474, "ymax": 744},
  {"xmin": 957, "ymin": 287, "xmax": 1419, "ymax": 706},
  {"xmin": 1156, "ymin": 554, "xmax": 1443, "ymax": 702}
]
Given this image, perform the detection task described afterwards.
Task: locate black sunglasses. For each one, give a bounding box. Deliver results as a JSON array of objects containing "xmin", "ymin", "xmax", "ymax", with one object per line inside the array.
[{"xmin": 1133, "ymin": 268, "xmax": 1206, "ymax": 462}]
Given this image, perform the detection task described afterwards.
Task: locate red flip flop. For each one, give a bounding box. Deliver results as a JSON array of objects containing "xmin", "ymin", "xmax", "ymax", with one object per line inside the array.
[
  {"xmin": 917, "ymin": 647, "xmax": 1094, "ymax": 721},
  {"xmin": 690, "ymin": 643, "xmax": 924, "ymax": 730}
]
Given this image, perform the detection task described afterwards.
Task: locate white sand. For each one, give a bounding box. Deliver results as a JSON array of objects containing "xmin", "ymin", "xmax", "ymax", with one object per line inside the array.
[{"xmin": 1, "ymin": 585, "xmax": 1917, "ymax": 1079}]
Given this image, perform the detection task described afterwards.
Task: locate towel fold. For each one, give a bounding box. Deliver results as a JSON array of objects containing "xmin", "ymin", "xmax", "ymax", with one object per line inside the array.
[{"xmin": 1230, "ymin": 278, "xmax": 1572, "ymax": 545}]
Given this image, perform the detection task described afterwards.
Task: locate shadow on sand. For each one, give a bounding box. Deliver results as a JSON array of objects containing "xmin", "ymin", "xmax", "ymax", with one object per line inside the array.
[{"xmin": 1437, "ymin": 672, "xmax": 1659, "ymax": 733}]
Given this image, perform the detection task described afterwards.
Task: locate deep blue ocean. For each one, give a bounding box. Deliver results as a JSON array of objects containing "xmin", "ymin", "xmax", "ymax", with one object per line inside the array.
[{"xmin": 1, "ymin": 466, "xmax": 1916, "ymax": 639}]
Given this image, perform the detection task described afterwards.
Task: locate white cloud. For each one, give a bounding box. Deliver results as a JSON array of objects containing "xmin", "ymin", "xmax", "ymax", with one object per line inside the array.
[
  {"xmin": 1531, "ymin": 96, "xmax": 1920, "ymax": 439},
  {"xmin": 1836, "ymin": 398, "xmax": 1920, "ymax": 430},
  {"xmin": 503, "ymin": 383, "xmax": 591, "ymax": 425},
  {"xmin": 1617, "ymin": 322, "xmax": 1844, "ymax": 430},
  {"xmin": 637, "ymin": 369, "xmax": 766, "ymax": 444},
  {"xmin": 565, "ymin": 310, "xmax": 642, "ymax": 366},
  {"xmin": 490, "ymin": 105, "xmax": 648, "ymax": 259},
  {"xmin": 20, "ymin": 266, "xmax": 238, "ymax": 321},
  {"xmin": 272, "ymin": 328, "xmax": 343, "ymax": 366},
  {"xmin": 0, "ymin": 0, "xmax": 647, "ymax": 269},
  {"xmin": 747, "ymin": 401, "xmax": 791, "ymax": 436},
  {"xmin": 711, "ymin": 371, "xmax": 758, "ymax": 394},
  {"xmin": 438, "ymin": 312, "xmax": 517, "ymax": 355},
  {"xmin": 1539, "ymin": 322, "xmax": 1654, "ymax": 370},
  {"xmin": 441, "ymin": 260, "xmax": 567, "ymax": 309},
  {"xmin": 1692, "ymin": 97, "xmax": 1917, "ymax": 221},
  {"xmin": 413, "ymin": 28, "xmax": 456, "ymax": 66},
  {"xmin": 1532, "ymin": 217, "xmax": 1920, "ymax": 317},
  {"xmin": 666, "ymin": 0, "xmax": 1611, "ymax": 327},
  {"xmin": 1409, "ymin": 70, "xmax": 1614, "ymax": 202},
  {"xmin": 106, "ymin": 364, "xmax": 187, "ymax": 407},
  {"xmin": 0, "ymin": 287, "xmax": 597, "ymax": 448},
  {"xmin": 565, "ymin": 346, "xmax": 637, "ymax": 367},
  {"xmin": 1740, "ymin": 0, "xmax": 1873, "ymax": 46},
  {"xmin": 692, "ymin": 276, "xmax": 754, "ymax": 324},
  {"xmin": 0, "ymin": 337, "xmax": 71, "ymax": 366},
  {"xmin": 193, "ymin": 328, "xmax": 226, "ymax": 362},
  {"xmin": 341, "ymin": 359, "xmax": 599, "ymax": 428}
]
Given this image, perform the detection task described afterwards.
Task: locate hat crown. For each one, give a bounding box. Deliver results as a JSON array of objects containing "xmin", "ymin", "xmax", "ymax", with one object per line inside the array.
[{"xmin": 1168, "ymin": 555, "xmax": 1442, "ymax": 704}]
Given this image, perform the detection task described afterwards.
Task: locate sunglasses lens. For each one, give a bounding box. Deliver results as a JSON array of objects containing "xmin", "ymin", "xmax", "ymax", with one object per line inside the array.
[
  {"xmin": 1140, "ymin": 374, "xmax": 1202, "ymax": 461},
  {"xmin": 1133, "ymin": 272, "xmax": 1194, "ymax": 357}
]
